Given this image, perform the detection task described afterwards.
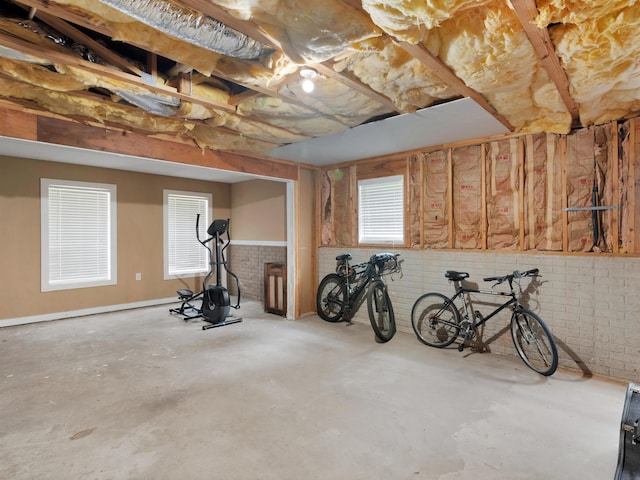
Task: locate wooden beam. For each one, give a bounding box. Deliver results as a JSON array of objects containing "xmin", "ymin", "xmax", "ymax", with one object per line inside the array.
[
  {"xmin": 609, "ymin": 122, "xmax": 619, "ymax": 253},
  {"xmin": 0, "ymin": 32, "xmax": 236, "ymax": 113},
  {"xmin": 30, "ymin": 10, "xmax": 144, "ymax": 76},
  {"xmin": 447, "ymin": 148, "xmax": 454, "ymax": 248},
  {"xmin": 310, "ymin": 63, "xmax": 404, "ymax": 113},
  {"xmin": 398, "ymin": 41, "xmax": 514, "ymax": 132},
  {"xmin": 178, "ymin": 0, "xmax": 284, "ymax": 51},
  {"xmin": 525, "ymin": 135, "xmax": 536, "ymax": 250},
  {"xmin": 15, "ymin": 0, "xmax": 113, "ymax": 37},
  {"xmin": 632, "ymin": 119, "xmax": 639, "ymax": 253},
  {"xmin": 510, "ymin": 0, "xmax": 580, "ymax": 122},
  {"xmin": 34, "ymin": 114, "xmax": 299, "ymax": 180},
  {"xmin": 228, "ymin": 89, "xmax": 262, "ymax": 106},
  {"xmin": 518, "ymin": 138, "xmax": 525, "ymax": 250},
  {"xmin": 481, "ymin": 144, "xmax": 487, "ymax": 249},
  {"xmin": 561, "ymin": 135, "xmax": 568, "ymax": 251},
  {"xmin": 350, "ymin": 165, "xmax": 358, "ymax": 246}
]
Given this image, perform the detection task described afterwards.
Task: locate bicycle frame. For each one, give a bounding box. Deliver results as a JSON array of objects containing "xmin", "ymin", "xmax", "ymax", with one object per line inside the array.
[
  {"xmin": 436, "ymin": 282, "xmax": 521, "ymax": 331},
  {"xmin": 340, "ymin": 261, "xmax": 380, "ymax": 321},
  {"xmin": 332, "ymin": 253, "xmax": 400, "ymax": 322}
]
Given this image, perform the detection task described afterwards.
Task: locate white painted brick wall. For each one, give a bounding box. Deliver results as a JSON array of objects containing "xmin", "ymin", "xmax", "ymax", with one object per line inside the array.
[{"xmin": 318, "ymin": 247, "xmax": 640, "ymax": 381}]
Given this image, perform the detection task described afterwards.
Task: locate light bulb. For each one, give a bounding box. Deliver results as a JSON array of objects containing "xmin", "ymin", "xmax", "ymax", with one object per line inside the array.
[{"xmin": 302, "ymin": 78, "xmax": 314, "ymax": 93}]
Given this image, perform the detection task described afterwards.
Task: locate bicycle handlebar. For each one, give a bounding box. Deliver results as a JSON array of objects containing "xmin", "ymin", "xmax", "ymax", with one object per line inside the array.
[{"xmin": 483, "ymin": 268, "xmax": 539, "ymax": 284}]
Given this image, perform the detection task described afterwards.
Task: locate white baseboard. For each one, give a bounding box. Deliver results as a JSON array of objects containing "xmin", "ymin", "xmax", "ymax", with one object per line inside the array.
[{"xmin": 1, "ymin": 297, "xmax": 178, "ymax": 328}]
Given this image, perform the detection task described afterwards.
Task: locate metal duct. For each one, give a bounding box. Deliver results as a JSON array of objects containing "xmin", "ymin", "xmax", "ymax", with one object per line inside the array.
[
  {"xmin": 0, "ymin": 45, "xmax": 48, "ymax": 64},
  {"xmin": 115, "ymin": 90, "xmax": 178, "ymax": 116},
  {"xmin": 98, "ymin": 0, "xmax": 266, "ymax": 60}
]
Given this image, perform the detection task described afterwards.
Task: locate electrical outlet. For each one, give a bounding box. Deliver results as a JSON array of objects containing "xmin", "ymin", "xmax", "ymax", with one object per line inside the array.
[{"xmin": 135, "ymin": 273, "xmax": 142, "ymax": 281}]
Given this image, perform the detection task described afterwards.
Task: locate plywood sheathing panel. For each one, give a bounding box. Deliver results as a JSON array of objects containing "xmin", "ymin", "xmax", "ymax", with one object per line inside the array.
[
  {"xmin": 452, "ymin": 145, "xmax": 482, "ymax": 249},
  {"xmin": 423, "ymin": 150, "xmax": 449, "ymax": 248},
  {"xmin": 486, "ymin": 138, "xmax": 519, "ymax": 249},
  {"xmin": 566, "ymin": 127, "xmax": 596, "ymax": 252},
  {"xmin": 525, "ymin": 132, "xmax": 563, "ymax": 251},
  {"xmin": 332, "ymin": 168, "xmax": 352, "ymax": 246}
]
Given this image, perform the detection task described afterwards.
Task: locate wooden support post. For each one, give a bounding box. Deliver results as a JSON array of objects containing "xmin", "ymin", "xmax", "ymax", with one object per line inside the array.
[
  {"xmin": 419, "ymin": 155, "xmax": 425, "ymax": 248},
  {"xmin": 350, "ymin": 165, "xmax": 358, "ymax": 247},
  {"xmin": 178, "ymin": 72, "xmax": 192, "ymax": 95},
  {"xmin": 610, "ymin": 121, "xmax": 619, "ymax": 253},
  {"xmin": 147, "ymin": 52, "xmax": 158, "ymax": 78},
  {"xmin": 561, "ymin": 135, "xmax": 569, "ymax": 252},
  {"xmin": 628, "ymin": 119, "xmax": 640, "ymax": 253},
  {"xmin": 525, "ymin": 135, "xmax": 536, "ymax": 250},
  {"xmin": 448, "ymin": 149, "xmax": 454, "ymax": 249},
  {"xmin": 481, "ymin": 144, "xmax": 487, "ymax": 250},
  {"xmin": 518, "ymin": 137, "xmax": 525, "ymax": 251}
]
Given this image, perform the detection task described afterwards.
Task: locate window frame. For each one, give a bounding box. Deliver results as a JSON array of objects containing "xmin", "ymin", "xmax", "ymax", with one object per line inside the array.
[
  {"xmin": 40, "ymin": 178, "xmax": 117, "ymax": 292},
  {"xmin": 357, "ymin": 174, "xmax": 406, "ymax": 246},
  {"xmin": 163, "ymin": 190, "xmax": 212, "ymax": 280}
]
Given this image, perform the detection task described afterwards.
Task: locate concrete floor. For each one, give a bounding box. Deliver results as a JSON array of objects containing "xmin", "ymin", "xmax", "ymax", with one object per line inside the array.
[{"xmin": 0, "ymin": 301, "xmax": 628, "ymax": 479}]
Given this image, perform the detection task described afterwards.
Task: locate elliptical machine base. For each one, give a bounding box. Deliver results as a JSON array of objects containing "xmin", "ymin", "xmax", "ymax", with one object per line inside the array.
[{"xmin": 201, "ymin": 285, "xmax": 241, "ymax": 330}]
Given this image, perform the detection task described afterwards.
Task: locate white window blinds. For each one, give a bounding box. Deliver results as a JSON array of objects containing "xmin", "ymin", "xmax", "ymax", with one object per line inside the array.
[
  {"xmin": 164, "ymin": 191, "xmax": 211, "ymax": 278},
  {"xmin": 41, "ymin": 179, "xmax": 117, "ymax": 291},
  {"xmin": 358, "ymin": 175, "xmax": 404, "ymax": 244}
]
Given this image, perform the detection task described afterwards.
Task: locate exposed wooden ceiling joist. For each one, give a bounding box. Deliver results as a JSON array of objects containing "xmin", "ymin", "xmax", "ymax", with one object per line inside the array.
[
  {"xmin": 510, "ymin": 0, "xmax": 580, "ymax": 122},
  {"xmin": 397, "ymin": 41, "xmax": 515, "ymax": 131},
  {"xmin": 15, "ymin": 0, "xmax": 113, "ymax": 37},
  {"xmin": 28, "ymin": 9, "xmax": 144, "ymax": 77},
  {"xmin": 0, "ymin": 31, "xmax": 236, "ymax": 113}
]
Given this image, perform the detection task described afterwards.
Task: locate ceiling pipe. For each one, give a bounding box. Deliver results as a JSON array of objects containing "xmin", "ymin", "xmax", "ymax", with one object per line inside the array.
[{"xmin": 98, "ymin": 0, "xmax": 267, "ymax": 60}]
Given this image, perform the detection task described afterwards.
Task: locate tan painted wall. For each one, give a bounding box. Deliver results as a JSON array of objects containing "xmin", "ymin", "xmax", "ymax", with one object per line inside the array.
[
  {"xmin": 0, "ymin": 156, "xmax": 231, "ymax": 321},
  {"xmin": 230, "ymin": 179, "xmax": 286, "ymax": 241}
]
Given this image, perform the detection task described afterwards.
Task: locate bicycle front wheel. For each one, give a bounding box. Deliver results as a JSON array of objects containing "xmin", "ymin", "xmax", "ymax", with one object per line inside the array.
[
  {"xmin": 510, "ymin": 309, "xmax": 558, "ymax": 376},
  {"xmin": 367, "ymin": 280, "xmax": 396, "ymax": 342},
  {"xmin": 316, "ymin": 274, "xmax": 347, "ymax": 322},
  {"xmin": 411, "ymin": 292, "xmax": 461, "ymax": 348}
]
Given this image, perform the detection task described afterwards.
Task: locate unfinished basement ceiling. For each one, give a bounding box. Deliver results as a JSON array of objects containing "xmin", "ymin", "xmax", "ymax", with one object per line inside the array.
[{"xmin": 0, "ymin": 0, "xmax": 639, "ymax": 167}]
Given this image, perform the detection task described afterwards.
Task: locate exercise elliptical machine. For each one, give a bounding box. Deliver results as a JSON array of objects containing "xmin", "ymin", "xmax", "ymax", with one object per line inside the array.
[{"xmin": 170, "ymin": 215, "xmax": 242, "ymax": 330}]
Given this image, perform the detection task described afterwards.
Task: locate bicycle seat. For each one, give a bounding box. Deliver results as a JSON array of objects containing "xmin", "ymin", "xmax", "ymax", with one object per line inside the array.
[
  {"xmin": 335, "ymin": 253, "xmax": 351, "ymax": 261},
  {"xmin": 445, "ymin": 271, "xmax": 469, "ymax": 282}
]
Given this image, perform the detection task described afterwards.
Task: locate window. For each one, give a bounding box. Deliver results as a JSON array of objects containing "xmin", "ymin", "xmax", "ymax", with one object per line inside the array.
[
  {"xmin": 164, "ymin": 190, "xmax": 212, "ymax": 279},
  {"xmin": 358, "ymin": 175, "xmax": 404, "ymax": 244},
  {"xmin": 41, "ymin": 178, "xmax": 117, "ymax": 292}
]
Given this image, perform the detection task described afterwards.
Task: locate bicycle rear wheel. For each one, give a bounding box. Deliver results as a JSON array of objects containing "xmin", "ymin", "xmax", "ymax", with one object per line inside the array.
[
  {"xmin": 316, "ymin": 274, "xmax": 347, "ymax": 322},
  {"xmin": 367, "ymin": 280, "xmax": 396, "ymax": 342},
  {"xmin": 411, "ymin": 292, "xmax": 461, "ymax": 348},
  {"xmin": 510, "ymin": 309, "xmax": 558, "ymax": 376}
]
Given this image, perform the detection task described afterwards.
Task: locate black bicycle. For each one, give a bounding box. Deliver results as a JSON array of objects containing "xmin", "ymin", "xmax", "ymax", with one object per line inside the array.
[
  {"xmin": 316, "ymin": 252, "xmax": 401, "ymax": 342},
  {"xmin": 411, "ymin": 268, "xmax": 558, "ymax": 376}
]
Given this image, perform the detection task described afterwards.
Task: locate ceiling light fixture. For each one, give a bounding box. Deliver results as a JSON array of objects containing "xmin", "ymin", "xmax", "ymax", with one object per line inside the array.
[{"xmin": 300, "ymin": 68, "xmax": 317, "ymax": 93}]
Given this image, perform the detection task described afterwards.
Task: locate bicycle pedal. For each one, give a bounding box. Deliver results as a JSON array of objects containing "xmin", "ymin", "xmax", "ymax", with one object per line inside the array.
[{"xmin": 458, "ymin": 343, "xmax": 465, "ymax": 352}]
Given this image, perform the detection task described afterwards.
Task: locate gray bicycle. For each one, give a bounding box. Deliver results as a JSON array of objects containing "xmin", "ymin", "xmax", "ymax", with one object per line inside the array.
[{"xmin": 411, "ymin": 269, "xmax": 558, "ymax": 376}]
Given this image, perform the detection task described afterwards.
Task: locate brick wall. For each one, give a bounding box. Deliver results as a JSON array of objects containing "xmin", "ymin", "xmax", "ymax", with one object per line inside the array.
[
  {"xmin": 319, "ymin": 247, "xmax": 640, "ymax": 381},
  {"xmin": 227, "ymin": 244, "xmax": 287, "ymax": 303}
]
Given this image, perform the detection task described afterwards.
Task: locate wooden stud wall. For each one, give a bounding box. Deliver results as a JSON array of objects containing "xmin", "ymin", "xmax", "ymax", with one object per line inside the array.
[{"xmin": 318, "ymin": 118, "xmax": 640, "ymax": 255}]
